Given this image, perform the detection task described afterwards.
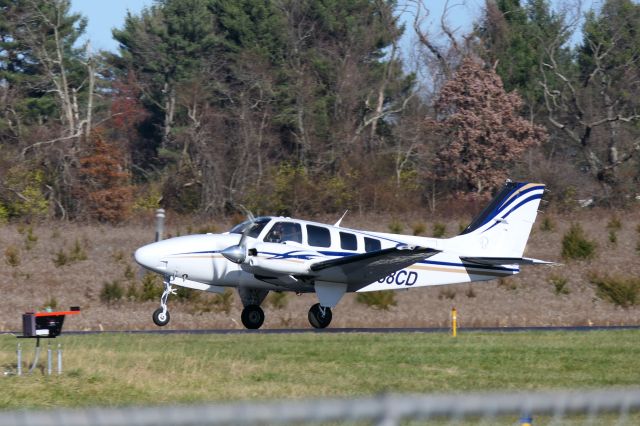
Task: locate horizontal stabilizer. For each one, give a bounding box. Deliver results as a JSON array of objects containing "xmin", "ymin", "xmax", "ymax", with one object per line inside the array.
[{"xmin": 461, "ymin": 256, "xmax": 556, "ymax": 266}]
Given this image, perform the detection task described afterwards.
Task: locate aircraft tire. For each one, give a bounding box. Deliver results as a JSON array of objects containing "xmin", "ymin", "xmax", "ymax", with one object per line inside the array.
[
  {"xmin": 152, "ymin": 308, "xmax": 170, "ymax": 326},
  {"xmin": 241, "ymin": 305, "xmax": 265, "ymax": 329},
  {"xmin": 308, "ymin": 303, "xmax": 332, "ymax": 329}
]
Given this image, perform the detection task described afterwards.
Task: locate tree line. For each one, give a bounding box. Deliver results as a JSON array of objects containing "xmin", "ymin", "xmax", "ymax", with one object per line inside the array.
[{"xmin": 1, "ymin": 0, "xmax": 639, "ymax": 223}]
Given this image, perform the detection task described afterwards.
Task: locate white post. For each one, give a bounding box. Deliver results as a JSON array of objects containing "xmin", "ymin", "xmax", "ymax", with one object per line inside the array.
[
  {"xmin": 155, "ymin": 208, "xmax": 166, "ymax": 242},
  {"xmin": 57, "ymin": 344, "xmax": 63, "ymax": 375},
  {"xmin": 16, "ymin": 343, "xmax": 22, "ymax": 376}
]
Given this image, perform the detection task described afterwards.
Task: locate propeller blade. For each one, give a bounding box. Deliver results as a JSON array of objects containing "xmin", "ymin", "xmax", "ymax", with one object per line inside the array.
[{"xmin": 221, "ymin": 209, "xmax": 256, "ymax": 264}]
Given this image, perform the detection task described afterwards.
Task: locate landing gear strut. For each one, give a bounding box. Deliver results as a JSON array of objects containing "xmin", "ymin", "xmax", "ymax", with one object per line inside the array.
[
  {"xmin": 241, "ymin": 305, "xmax": 265, "ymax": 329},
  {"xmin": 153, "ymin": 277, "xmax": 176, "ymax": 327},
  {"xmin": 308, "ymin": 303, "xmax": 332, "ymax": 329}
]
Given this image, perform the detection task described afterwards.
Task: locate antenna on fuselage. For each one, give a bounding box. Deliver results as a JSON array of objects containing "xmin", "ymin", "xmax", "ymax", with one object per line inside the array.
[{"xmin": 334, "ymin": 210, "xmax": 349, "ymax": 227}]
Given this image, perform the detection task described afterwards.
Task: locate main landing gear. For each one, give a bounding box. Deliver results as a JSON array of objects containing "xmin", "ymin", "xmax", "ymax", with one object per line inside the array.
[
  {"xmin": 153, "ymin": 277, "xmax": 176, "ymax": 327},
  {"xmin": 308, "ymin": 303, "xmax": 332, "ymax": 329},
  {"xmin": 241, "ymin": 305, "xmax": 265, "ymax": 329}
]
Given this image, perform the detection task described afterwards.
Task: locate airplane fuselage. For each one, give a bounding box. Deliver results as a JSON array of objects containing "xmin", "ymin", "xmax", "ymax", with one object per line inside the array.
[{"xmin": 135, "ymin": 216, "xmax": 518, "ymax": 295}]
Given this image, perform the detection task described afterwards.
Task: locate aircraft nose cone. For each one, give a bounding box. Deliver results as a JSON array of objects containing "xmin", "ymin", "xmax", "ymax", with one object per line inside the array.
[{"xmin": 134, "ymin": 244, "xmax": 158, "ymax": 270}]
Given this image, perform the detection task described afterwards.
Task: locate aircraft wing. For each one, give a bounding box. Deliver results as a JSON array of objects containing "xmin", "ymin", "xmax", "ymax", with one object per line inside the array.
[{"xmin": 309, "ymin": 246, "xmax": 440, "ymax": 291}]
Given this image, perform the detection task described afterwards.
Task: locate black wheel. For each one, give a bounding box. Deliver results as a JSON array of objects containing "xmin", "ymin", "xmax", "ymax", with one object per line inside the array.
[
  {"xmin": 308, "ymin": 303, "xmax": 332, "ymax": 329},
  {"xmin": 152, "ymin": 308, "xmax": 170, "ymax": 326},
  {"xmin": 241, "ymin": 305, "xmax": 265, "ymax": 329}
]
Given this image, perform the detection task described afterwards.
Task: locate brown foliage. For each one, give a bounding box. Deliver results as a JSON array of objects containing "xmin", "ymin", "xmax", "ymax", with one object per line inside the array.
[
  {"xmin": 427, "ymin": 57, "xmax": 547, "ymax": 196},
  {"xmin": 77, "ymin": 131, "xmax": 133, "ymax": 223}
]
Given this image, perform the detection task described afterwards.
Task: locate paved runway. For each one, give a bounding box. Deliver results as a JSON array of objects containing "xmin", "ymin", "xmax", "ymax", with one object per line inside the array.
[
  {"xmin": 4, "ymin": 325, "xmax": 640, "ymax": 337},
  {"xmin": 57, "ymin": 325, "xmax": 640, "ymax": 335}
]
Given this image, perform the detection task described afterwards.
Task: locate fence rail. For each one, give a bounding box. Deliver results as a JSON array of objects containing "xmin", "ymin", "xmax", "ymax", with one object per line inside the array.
[{"xmin": 3, "ymin": 388, "xmax": 640, "ymax": 425}]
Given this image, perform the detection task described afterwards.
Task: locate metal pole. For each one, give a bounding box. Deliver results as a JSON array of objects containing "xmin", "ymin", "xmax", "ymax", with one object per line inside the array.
[
  {"xmin": 16, "ymin": 343, "xmax": 22, "ymax": 376},
  {"xmin": 29, "ymin": 337, "xmax": 41, "ymax": 374},
  {"xmin": 47, "ymin": 343, "xmax": 52, "ymax": 376},
  {"xmin": 57, "ymin": 344, "xmax": 62, "ymax": 375},
  {"xmin": 155, "ymin": 208, "xmax": 165, "ymax": 242}
]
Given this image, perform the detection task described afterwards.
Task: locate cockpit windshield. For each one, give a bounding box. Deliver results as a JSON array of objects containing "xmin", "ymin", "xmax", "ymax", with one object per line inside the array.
[{"xmin": 228, "ymin": 217, "xmax": 271, "ymax": 238}]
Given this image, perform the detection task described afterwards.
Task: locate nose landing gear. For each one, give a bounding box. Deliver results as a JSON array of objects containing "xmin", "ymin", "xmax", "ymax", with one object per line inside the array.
[
  {"xmin": 308, "ymin": 303, "xmax": 332, "ymax": 329},
  {"xmin": 152, "ymin": 277, "xmax": 176, "ymax": 327}
]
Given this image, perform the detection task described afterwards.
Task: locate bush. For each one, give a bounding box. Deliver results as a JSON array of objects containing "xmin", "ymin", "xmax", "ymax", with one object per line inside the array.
[
  {"xmin": 549, "ymin": 275, "xmax": 569, "ymax": 295},
  {"xmin": 211, "ymin": 289, "xmax": 234, "ymax": 314},
  {"xmin": 356, "ymin": 291, "xmax": 397, "ymax": 310},
  {"xmin": 53, "ymin": 239, "xmax": 88, "ymax": 267},
  {"xmin": 432, "ymin": 223, "xmax": 447, "ymax": 238},
  {"xmin": 561, "ymin": 223, "xmax": 596, "ymax": 260},
  {"xmin": 388, "ymin": 220, "xmax": 404, "ymax": 234},
  {"xmin": 267, "ymin": 291, "xmax": 288, "ymax": 310},
  {"xmin": 589, "ymin": 273, "xmax": 640, "ymax": 308},
  {"xmin": 412, "ymin": 222, "xmax": 426, "ymax": 236},
  {"xmin": 70, "ymin": 239, "xmax": 88, "ymax": 262},
  {"xmin": 24, "ymin": 226, "xmax": 38, "ymax": 250},
  {"xmin": 465, "ymin": 285, "xmax": 476, "ymax": 298},
  {"xmin": 540, "ymin": 216, "xmax": 555, "ymax": 232},
  {"xmin": 138, "ymin": 273, "xmax": 163, "ymax": 301},
  {"xmin": 40, "ymin": 297, "xmax": 59, "ymax": 311},
  {"xmin": 53, "ymin": 249, "xmax": 69, "ymax": 267},
  {"xmin": 4, "ymin": 245, "xmax": 20, "ymax": 267},
  {"xmin": 607, "ymin": 217, "xmax": 622, "ymax": 231},
  {"xmin": 100, "ymin": 280, "xmax": 124, "ymax": 304},
  {"xmin": 438, "ymin": 288, "xmax": 456, "ymax": 300}
]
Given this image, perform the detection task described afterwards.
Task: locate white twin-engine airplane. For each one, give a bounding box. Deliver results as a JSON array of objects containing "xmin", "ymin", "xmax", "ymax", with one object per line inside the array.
[{"xmin": 134, "ymin": 181, "xmax": 551, "ymax": 329}]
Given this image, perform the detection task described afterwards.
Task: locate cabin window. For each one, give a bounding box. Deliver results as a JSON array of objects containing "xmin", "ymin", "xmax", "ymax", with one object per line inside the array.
[
  {"xmin": 307, "ymin": 225, "xmax": 331, "ymax": 248},
  {"xmin": 339, "ymin": 232, "xmax": 357, "ymax": 251},
  {"xmin": 264, "ymin": 222, "xmax": 302, "ymax": 243},
  {"xmin": 364, "ymin": 237, "xmax": 381, "ymax": 252}
]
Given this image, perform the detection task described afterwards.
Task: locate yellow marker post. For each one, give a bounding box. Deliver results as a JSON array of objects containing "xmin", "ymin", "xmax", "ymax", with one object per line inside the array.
[{"xmin": 451, "ymin": 307, "xmax": 457, "ymax": 337}]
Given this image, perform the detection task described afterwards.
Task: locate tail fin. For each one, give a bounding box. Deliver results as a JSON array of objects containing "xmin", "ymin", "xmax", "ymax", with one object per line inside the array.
[{"xmin": 450, "ymin": 182, "xmax": 545, "ymax": 258}]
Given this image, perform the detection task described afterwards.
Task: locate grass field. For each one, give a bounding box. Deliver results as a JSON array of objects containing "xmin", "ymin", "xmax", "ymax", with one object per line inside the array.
[{"xmin": 1, "ymin": 330, "xmax": 639, "ymax": 410}]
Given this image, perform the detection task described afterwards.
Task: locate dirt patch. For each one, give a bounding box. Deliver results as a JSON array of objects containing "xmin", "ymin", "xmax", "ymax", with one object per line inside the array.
[{"xmin": 1, "ymin": 209, "xmax": 639, "ymax": 331}]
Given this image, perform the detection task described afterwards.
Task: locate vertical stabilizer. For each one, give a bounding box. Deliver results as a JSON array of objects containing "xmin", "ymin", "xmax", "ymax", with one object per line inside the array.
[{"xmin": 450, "ymin": 182, "xmax": 545, "ymax": 258}]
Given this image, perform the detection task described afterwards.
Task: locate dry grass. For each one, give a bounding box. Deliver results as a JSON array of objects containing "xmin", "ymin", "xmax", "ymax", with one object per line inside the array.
[{"xmin": 1, "ymin": 209, "xmax": 640, "ymax": 331}]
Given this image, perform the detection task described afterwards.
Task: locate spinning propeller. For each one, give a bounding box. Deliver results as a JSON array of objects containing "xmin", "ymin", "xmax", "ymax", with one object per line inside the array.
[{"xmin": 221, "ymin": 208, "xmax": 256, "ymax": 264}]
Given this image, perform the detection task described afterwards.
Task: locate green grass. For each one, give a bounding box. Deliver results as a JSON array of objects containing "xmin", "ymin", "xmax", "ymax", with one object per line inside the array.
[{"xmin": 1, "ymin": 331, "xmax": 640, "ymax": 409}]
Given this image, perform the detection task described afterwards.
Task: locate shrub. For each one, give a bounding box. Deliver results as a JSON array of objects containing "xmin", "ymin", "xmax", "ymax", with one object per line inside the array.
[
  {"xmin": 540, "ymin": 216, "xmax": 555, "ymax": 232},
  {"xmin": 100, "ymin": 280, "xmax": 124, "ymax": 304},
  {"xmin": 267, "ymin": 291, "xmax": 288, "ymax": 310},
  {"xmin": 388, "ymin": 220, "xmax": 404, "ymax": 234},
  {"xmin": 4, "ymin": 245, "xmax": 20, "ymax": 267},
  {"xmin": 549, "ymin": 275, "xmax": 570, "ymax": 295},
  {"xmin": 40, "ymin": 297, "xmax": 59, "ymax": 311},
  {"xmin": 69, "ymin": 239, "xmax": 88, "ymax": 262},
  {"xmin": 432, "ymin": 222, "xmax": 447, "ymax": 238},
  {"xmin": 24, "ymin": 226, "xmax": 38, "ymax": 250},
  {"xmin": 561, "ymin": 223, "xmax": 596, "ymax": 260},
  {"xmin": 0, "ymin": 203, "xmax": 8, "ymax": 223},
  {"xmin": 138, "ymin": 273, "xmax": 162, "ymax": 301},
  {"xmin": 123, "ymin": 264, "xmax": 135, "ymax": 281},
  {"xmin": 211, "ymin": 289, "xmax": 235, "ymax": 314},
  {"xmin": 497, "ymin": 277, "xmax": 517, "ymax": 290},
  {"xmin": 608, "ymin": 230, "xmax": 617, "ymax": 245},
  {"xmin": 465, "ymin": 285, "xmax": 476, "ymax": 298},
  {"xmin": 607, "ymin": 217, "xmax": 622, "ymax": 231},
  {"xmin": 53, "ymin": 240, "xmax": 88, "ymax": 267},
  {"xmin": 356, "ymin": 291, "xmax": 397, "ymax": 310},
  {"xmin": 438, "ymin": 288, "xmax": 456, "ymax": 300},
  {"xmin": 589, "ymin": 273, "xmax": 640, "ymax": 308},
  {"xmin": 412, "ymin": 222, "xmax": 427, "ymax": 236},
  {"xmin": 53, "ymin": 249, "xmax": 69, "ymax": 267}
]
